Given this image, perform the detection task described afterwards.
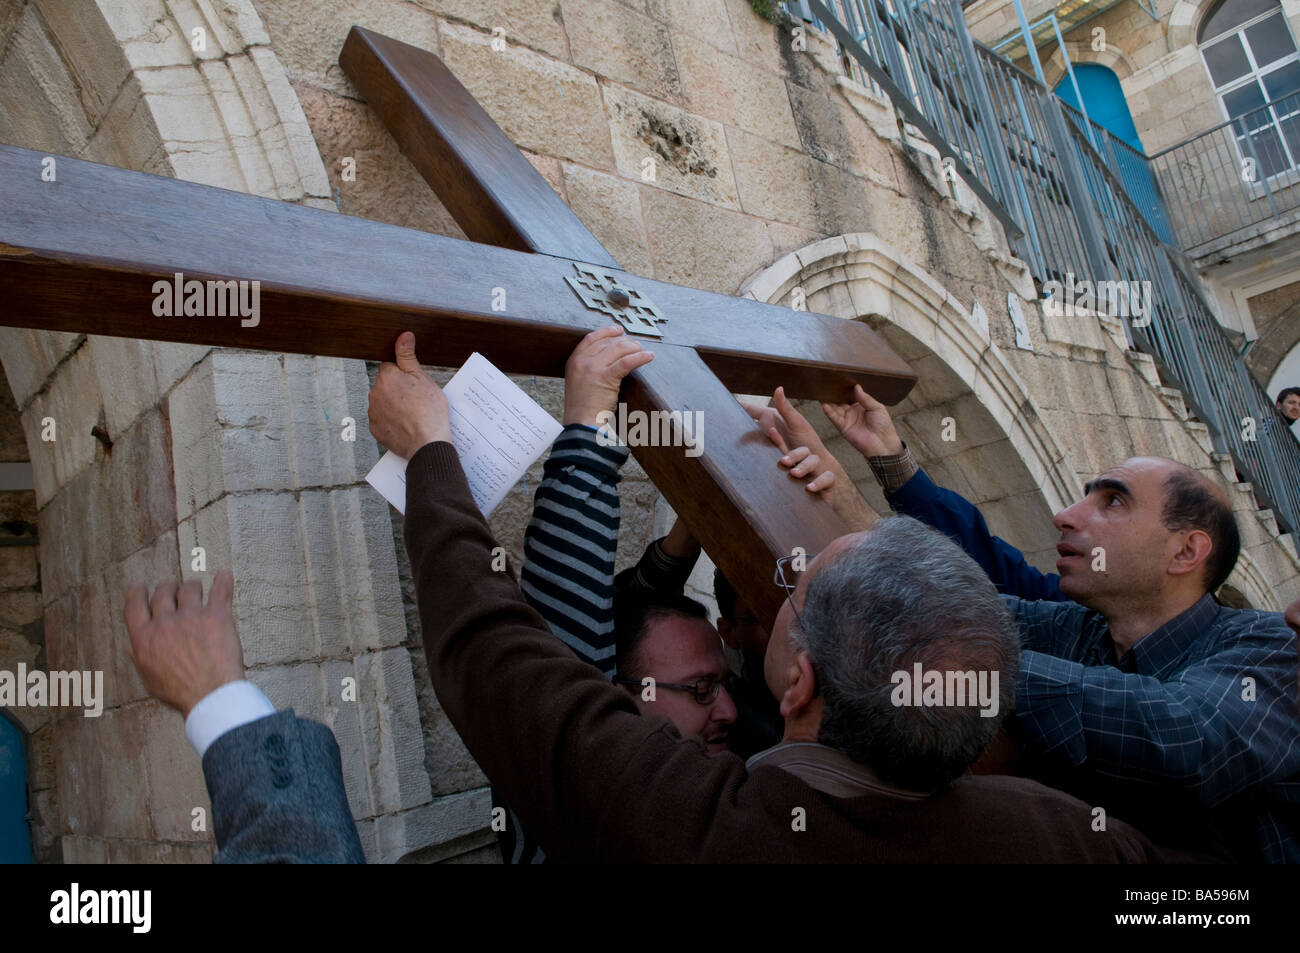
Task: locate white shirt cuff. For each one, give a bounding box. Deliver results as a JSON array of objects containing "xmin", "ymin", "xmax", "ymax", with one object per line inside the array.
[{"xmin": 185, "ymin": 680, "xmax": 276, "ymax": 758}]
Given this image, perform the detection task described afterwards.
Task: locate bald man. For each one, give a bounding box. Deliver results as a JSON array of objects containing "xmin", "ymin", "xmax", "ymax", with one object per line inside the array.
[{"xmin": 757, "ymin": 387, "xmax": 1300, "ymax": 862}]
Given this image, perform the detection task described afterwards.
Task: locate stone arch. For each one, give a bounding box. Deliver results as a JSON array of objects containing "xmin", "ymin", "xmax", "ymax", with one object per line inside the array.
[
  {"xmin": 1043, "ymin": 42, "xmax": 1137, "ymax": 89},
  {"xmin": 741, "ymin": 233, "xmax": 1081, "ymax": 570},
  {"xmin": 1224, "ymin": 548, "xmax": 1282, "ymax": 610},
  {"xmin": 0, "ymin": 0, "xmax": 440, "ymax": 862},
  {"xmin": 1169, "ymin": 0, "xmax": 1225, "ymax": 51}
]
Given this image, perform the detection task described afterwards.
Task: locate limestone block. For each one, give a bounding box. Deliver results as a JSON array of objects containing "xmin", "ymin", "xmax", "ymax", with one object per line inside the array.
[
  {"xmin": 37, "ymin": 460, "xmax": 112, "ymax": 602},
  {"xmin": 0, "ymin": 4, "xmax": 93, "ymax": 154},
  {"xmin": 32, "ymin": 0, "xmax": 134, "ymax": 125},
  {"xmin": 674, "ymin": 31, "xmax": 800, "ymax": 148},
  {"xmin": 85, "ymin": 72, "xmax": 165, "ymax": 174},
  {"xmin": 353, "ymin": 646, "xmax": 433, "ymax": 814},
  {"xmin": 1125, "ymin": 416, "xmax": 1177, "ymax": 459},
  {"xmin": 375, "ymin": 786, "xmax": 493, "ymax": 864},
  {"xmin": 407, "ymin": 645, "xmax": 489, "ymax": 796},
  {"xmin": 0, "ymin": 546, "xmax": 38, "ymax": 590},
  {"xmin": 662, "ymin": 0, "xmax": 737, "ymax": 55},
  {"xmin": 23, "ymin": 343, "xmax": 102, "ymax": 507},
  {"xmin": 721, "ymin": 0, "xmax": 787, "ymax": 76},
  {"xmin": 110, "ymin": 529, "xmax": 181, "ymax": 707},
  {"xmin": 725, "ymin": 124, "xmax": 820, "ymax": 228},
  {"xmin": 96, "ymin": 0, "xmax": 208, "ymax": 71},
  {"xmin": 560, "ymin": 163, "xmax": 653, "ymax": 275},
  {"xmin": 143, "ymin": 698, "xmax": 212, "ymax": 842},
  {"xmin": 564, "ymin": 0, "xmax": 682, "ymax": 101},
  {"xmin": 440, "ymin": 19, "xmax": 614, "ymax": 169},
  {"xmin": 785, "ymin": 81, "xmax": 898, "ymax": 190},
  {"xmin": 105, "ymin": 409, "xmax": 177, "ymax": 565},
  {"xmin": 292, "ymin": 83, "xmax": 466, "ymax": 236},
  {"xmin": 433, "ymin": 1, "xmax": 572, "ymax": 59},
  {"xmin": 639, "ymin": 186, "xmax": 773, "ymax": 292},
  {"xmin": 61, "ymin": 835, "xmax": 107, "ymax": 864},
  {"xmin": 976, "ymin": 488, "xmax": 1059, "ymax": 554},
  {"xmin": 252, "ymin": 0, "xmax": 441, "ymax": 93},
  {"xmin": 605, "ymin": 82, "xmax": 738, "ymax": 208}
]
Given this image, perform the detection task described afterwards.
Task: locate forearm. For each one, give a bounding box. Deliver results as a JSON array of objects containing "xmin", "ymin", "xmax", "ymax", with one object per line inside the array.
[
  {"xmin": 879, "ymin": 450, "xmax": 1063, "ymax": 601},
  {"xmin": 520, "ymin": 425, "xmax": 627, "ymax": 676},
  {"xmin": 1016, "ymin": 649, "xmax": 1299, "ymax": 805},
  {"xmin": 202, "ymin": 710, "xmax": 365, "ymax": 864}
]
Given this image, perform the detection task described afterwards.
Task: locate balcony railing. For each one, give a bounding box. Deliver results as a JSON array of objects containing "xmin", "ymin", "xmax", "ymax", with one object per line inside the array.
[
  {"xmin": 797, "ymin": 0, "xmax": 1300, "ymax": 538},
  {"xmin": 1148, "ymin": 90, "xmax": 1300, "ymax": 257}
]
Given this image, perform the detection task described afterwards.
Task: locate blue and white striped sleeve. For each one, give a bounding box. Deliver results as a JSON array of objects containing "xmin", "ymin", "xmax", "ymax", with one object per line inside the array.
[{"xmin": 520, "ymin": 424, "xmax": 629, "ymax": 678}]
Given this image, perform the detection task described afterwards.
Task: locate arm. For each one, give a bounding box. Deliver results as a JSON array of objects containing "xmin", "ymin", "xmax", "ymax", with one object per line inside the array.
[
  {"xmin": 202, "ymin": 709, "xmax": 365, "ymax": 864},
  {"xmin": 518, "ymin": 326, "xmax": 652, "ymax": 676},
  {"xmin": 824, "ymin": 385, "xmax": 1064, "ymax": 601},
  {"xmin": 124, "ymin": 571, "xmax": 364, "ymax": 863},
  {"xmin": 615, "ymin": 518, "xmax": 702, "ymax": 597},
  {"xmin": 1011, "ymin": 598, "xmax": 1300, "ymax": 806}
]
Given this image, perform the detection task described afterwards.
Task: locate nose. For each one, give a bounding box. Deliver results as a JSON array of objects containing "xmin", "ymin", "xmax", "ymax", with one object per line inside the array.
[
  {"xmin": 1053, "ymin": 499, "xmax": 1084, "ymax": 534},
  {"xmin": 711, "ymin": 684, "xmax": 738, "ymax": 725}
]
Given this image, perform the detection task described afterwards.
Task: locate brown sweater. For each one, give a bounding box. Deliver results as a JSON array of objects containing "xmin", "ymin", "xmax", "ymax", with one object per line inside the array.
[{"xmin": 405, "ymin": 442, "xmax": 1208, "ymax": 863}]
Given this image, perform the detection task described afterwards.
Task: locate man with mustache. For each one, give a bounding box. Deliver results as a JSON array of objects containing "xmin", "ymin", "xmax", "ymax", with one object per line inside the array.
[{"xmin": 761, "ymin": 385, "xmax": 1300, "ymax": 861}]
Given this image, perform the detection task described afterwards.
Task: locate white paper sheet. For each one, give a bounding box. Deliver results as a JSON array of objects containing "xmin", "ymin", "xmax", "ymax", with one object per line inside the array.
[{"xmin": 365, "ymin": 352, "xmax": 562, "ymax": 516}]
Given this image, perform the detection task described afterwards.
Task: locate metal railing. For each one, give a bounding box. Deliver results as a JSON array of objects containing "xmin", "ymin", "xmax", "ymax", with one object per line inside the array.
[
  {"xmin": 1148, "ymin": 90, "xmax": 1300, "ymax": 256},
  {"xmin": 797, "ymin": 0, "xmax": 1300, "ymax": 537}
]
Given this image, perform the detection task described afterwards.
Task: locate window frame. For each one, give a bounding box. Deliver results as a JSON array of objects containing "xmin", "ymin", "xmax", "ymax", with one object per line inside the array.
[{"xmin": 1198, "ymin": 3, "xmax": 1300, "ymax": 185}]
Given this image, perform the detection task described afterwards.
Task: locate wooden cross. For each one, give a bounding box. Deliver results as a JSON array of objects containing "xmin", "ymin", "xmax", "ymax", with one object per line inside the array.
[{"xmin": 0, "ymin": 27, "xmax": 914, "ymax": 630}]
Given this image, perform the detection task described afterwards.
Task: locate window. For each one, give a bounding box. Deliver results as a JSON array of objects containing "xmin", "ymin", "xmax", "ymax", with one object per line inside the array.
[{"xmin": 1199, "ymin": 0, "xmax": 1300, "ymax": 180}]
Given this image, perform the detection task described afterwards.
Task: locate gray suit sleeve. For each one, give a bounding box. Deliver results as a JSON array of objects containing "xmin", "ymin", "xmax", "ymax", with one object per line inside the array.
[{"xmin": 200, "ymin": 709, "xmax": 365, "ymax": 863}]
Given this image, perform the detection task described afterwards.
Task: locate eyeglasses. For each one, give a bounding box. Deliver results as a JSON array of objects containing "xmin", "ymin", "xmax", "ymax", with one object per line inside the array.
[
  {"xmin": 615, "ymin": 673, "xmax": 738, "ymax": 705},
  {"xmin": 775, "ymin": 553, "xmax": 815, "ymax": 629}
]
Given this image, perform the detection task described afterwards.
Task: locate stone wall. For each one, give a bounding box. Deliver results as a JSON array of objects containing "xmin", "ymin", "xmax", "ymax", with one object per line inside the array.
[{"xmin": 1, "ymin": 0, "xmax": 1298, "ymax": 865}]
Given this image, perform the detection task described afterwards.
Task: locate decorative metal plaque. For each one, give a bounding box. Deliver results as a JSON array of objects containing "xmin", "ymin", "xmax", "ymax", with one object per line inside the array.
[{"xmin": 565, "ymin": 263, "xmax": 667, "ymax": 338}]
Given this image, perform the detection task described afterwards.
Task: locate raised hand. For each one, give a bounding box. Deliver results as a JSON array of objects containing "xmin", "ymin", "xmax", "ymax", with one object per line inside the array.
[
  {"xmin": 562, "ymin": 325, "xmax": 655, "ymax": 428},
  {"xmin": 124, "ymin": 571, "xmax": 245, "ymax": 717},
  {"xmin": 822, "ymin": 384, "xmax": 904, "ymax": 459},
  {"xmin": 368, "ymin": 331, "xmax": 452, "ymax": 459},
  {"xmin": 742, "ymin": 387, "xmax": 877, "ymax": 530}
]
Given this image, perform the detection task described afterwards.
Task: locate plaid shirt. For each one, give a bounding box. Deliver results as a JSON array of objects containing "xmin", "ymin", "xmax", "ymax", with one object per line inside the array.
[{"xmin": 1009, "ymin": 592, "xmax": 1300, "ymax": 863}]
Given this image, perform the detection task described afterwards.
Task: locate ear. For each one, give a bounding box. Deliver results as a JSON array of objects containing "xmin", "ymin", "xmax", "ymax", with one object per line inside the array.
[
  {"xmin": 779, "ymin": 649, "xmax": 818, "ymax": 720},
  {"xmin": 716, "ymin": 618, "xmax": 739, "ymax": 650},
  {"xmin": 1168, "ymin": 529, "xmax": 1214, "ymax": 582}
]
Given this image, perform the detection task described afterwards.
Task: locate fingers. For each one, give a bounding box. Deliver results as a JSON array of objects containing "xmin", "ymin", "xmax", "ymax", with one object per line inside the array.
[
  {"xmin": 740, "ymin": 402, "xmax": 765, "ymax": 422},
  {"xmin": 609, "ymin": 348, "xmax": 655, "ymax": 377},
  {"xmin": 394, "ymin": 331, "xmax": 421, "ymax": 374},
  {"xmin": 773, "ymin": 387, "xmax": 811, "ymax": 434},
  {"xmin": 805, "ymin": 470, "xmax": 835, "ymax": 494},
  {"xmin": 765, "ymin": 426, "xmax": 789, "ymax": 455},
  {"xmin": 177, "ymin": 579, "xmax": 204, "ymax": 613},
  {"xmin": 779, "ymin": 446, "xmax": 813, "ymax": 469},
  {"xmin": 123, "ymin": 584, "xmax": 151, "ymax": 633},
  {"xmin": 210, "ymin": 570, "xmax": 235, "ymax": 611},
  {"xmin": 822, "ymin": 402, "xmax": 851, "ymax": 432},
  {"xmin": 150, "ymin": 582, "xmax": 178, "ymax": 619},
  {"xmin": 854, "ymin": 384, "xmax": 884, "ymax": 410}
]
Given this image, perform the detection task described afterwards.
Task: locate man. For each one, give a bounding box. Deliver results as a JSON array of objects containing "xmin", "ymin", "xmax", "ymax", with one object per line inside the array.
[
  {"xmin": 763, "ymin": 384, "xmax": 1299, "ymax": 861},
  {"xmin": 368, "ymin": 333, "xmax": 1208, "ymax": 862},
  {"xmin": 124, "ymin": 572, "xmax": 364, "ymax": 863},
  {"xmin": 1277, "ymin": 386, "xmax": 1300, "ymax": 425}
]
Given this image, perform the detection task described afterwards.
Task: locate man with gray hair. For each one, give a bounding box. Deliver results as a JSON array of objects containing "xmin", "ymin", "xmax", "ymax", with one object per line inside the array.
[
  {"xmin": 782, "ymin": 517, "xmax": 1017, "ymax": 792},
  {"xmin": 370, "ymin": 338, "xmax": 1213, "ymax": 861}
]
